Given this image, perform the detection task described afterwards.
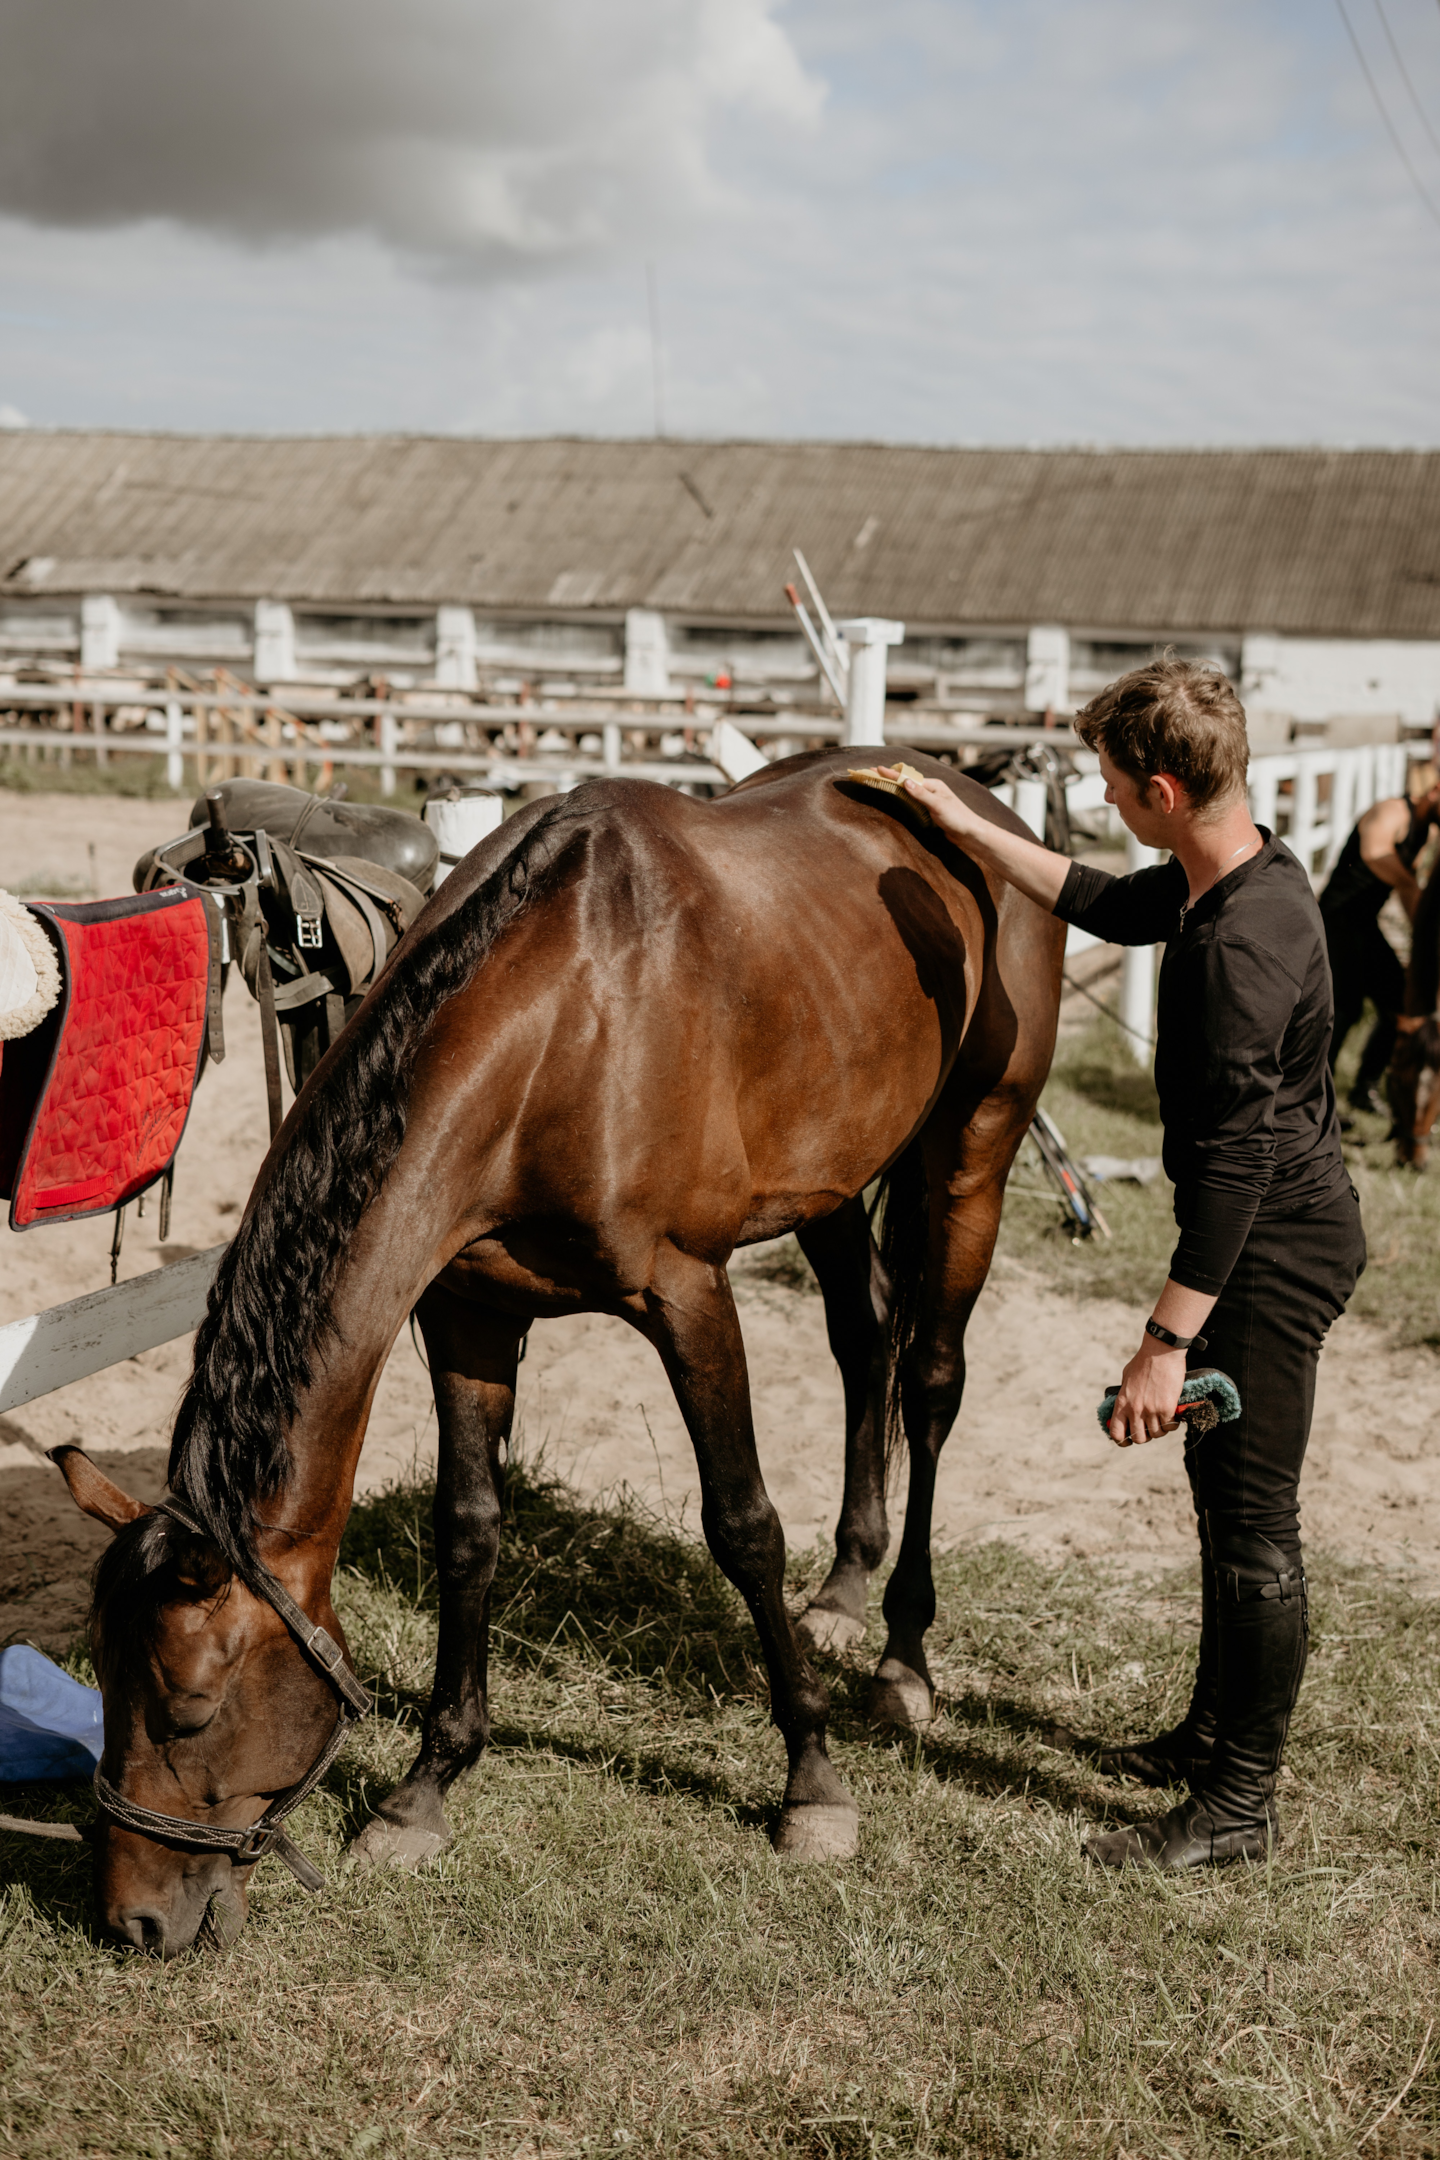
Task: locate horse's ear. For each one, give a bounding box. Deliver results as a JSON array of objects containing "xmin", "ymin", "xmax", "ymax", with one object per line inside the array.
[{"xmin": 47, "ymin": 1445, "xmax": 148, "ymax": 1532}]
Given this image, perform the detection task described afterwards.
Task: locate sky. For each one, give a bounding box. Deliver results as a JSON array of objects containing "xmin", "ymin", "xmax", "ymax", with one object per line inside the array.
[{"xmin": 1, "ymin": 0, "xmax": 1439, "ymax": 445}]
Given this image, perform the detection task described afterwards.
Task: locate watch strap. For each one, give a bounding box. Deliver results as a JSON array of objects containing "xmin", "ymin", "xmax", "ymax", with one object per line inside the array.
[{"xmin": 1146, "ymin": 1317, "xmax": 1207, "ymax": 1353}]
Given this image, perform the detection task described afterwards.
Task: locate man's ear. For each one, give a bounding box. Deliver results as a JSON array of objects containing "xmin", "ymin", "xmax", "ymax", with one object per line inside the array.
[{"xmin": 48, "ymin": 1444, "xmax": 148, "ymax": 1533}]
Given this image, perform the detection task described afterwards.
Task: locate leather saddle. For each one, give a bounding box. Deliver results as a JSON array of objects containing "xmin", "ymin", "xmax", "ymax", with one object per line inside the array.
[
  {"xmin": 134, "ymin": 781, "xmax": 439, "ymax": 1117},
  {"xmin": 183, "ymin": 780, "xmax": 439, "ymax": 892}
]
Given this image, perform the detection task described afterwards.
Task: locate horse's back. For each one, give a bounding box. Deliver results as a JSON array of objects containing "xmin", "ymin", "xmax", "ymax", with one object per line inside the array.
[{"xmin": 406, "ymin": 752, "xmax": 1061, "ymax": 1273}]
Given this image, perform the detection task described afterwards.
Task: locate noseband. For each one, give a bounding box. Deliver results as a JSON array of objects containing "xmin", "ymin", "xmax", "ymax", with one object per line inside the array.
[{"xmin": 91, "ymin": 1496, "xmax": 372, "ymax": 1894}]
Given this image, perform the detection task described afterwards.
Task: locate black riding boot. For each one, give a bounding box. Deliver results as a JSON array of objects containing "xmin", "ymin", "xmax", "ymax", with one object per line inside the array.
[
  {"xmin": 1086, "ymin": 1525, "xmax": 1306, "ymax": 1871},
  {"xmin": 1099, "ymin": 1532, "xmax": 1217, "ymax": 1788}
]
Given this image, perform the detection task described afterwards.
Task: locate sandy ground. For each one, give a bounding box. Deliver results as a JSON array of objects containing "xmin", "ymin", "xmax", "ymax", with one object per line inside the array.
[{"xmin": 3, "ymin": 791, "xmax": 1437, "ymax": 1654}]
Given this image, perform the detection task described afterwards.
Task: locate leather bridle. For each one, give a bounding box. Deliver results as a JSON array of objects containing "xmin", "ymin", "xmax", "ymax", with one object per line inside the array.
[{"xmin": 89, "ymin": 1496, "xmax": 372, "ymax": 1893}]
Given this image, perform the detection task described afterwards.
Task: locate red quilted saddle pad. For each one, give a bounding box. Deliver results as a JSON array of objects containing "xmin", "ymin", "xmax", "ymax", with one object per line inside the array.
[{"xmin": 0, "ymin": 889, "xmax": 212, "ymax": 1229}]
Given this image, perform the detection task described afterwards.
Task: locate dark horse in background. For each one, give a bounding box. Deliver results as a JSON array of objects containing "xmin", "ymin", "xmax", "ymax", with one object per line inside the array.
[
  {"xmin": 57, "ymin": 748, "xmax": 1063, "ymax": 1955},
  {"xmin": 1390, "ymin": 865, "xmax": 1440, "ymax": 1167}
]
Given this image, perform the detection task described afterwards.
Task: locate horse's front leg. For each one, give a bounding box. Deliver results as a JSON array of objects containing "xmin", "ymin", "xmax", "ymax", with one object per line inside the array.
[
  {"xmin": 348, "ymin": 1286, "xmax": 527, "ymax": 1871},
  {"xmin": 794, "ymin": 1196, "xmax": 891, "ymax": 1653},
  {"xmin": 644, "ymin": 1249, "xmax": 858, "ymax": 1861}
]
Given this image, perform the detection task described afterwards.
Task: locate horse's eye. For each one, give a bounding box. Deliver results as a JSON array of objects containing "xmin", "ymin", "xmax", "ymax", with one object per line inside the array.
[{"xmin": 163, "ymin": 1704, "xmax": 219, "ymax": 1739}]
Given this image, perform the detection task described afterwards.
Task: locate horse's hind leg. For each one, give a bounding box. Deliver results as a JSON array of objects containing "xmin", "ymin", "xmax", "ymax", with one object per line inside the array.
[
  {"xmin": 643, "ymin": 1248, "xmax": 859, "ymax": 1861},
  {"xmin": 870, "ymin": 1141, "xmax": 1013, "ymax": 1732},
  {"xmin": 794, "ymin": 1196, "xmax": 890, "ymax": 1654},
  {"xmin": 348, "ymin": 1286, "xmax": 527, "ymax": 1871}
]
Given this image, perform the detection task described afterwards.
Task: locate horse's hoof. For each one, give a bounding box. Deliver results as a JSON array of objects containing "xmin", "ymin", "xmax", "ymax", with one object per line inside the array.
[
  {"xmin": 345, "ymin": 1817, "xmax": 451, "ymax": 1873},
  {"xmin": 868, "ymin": 1672, "xmax": 934, "ymax": 1731},
  {"xmin": 773, "ymin": 1801, "xmax": 859, "ymax": 1863},
  {"xmin": 796, "ymin": 1605, "xmax": 866, "ymax": 1654}
]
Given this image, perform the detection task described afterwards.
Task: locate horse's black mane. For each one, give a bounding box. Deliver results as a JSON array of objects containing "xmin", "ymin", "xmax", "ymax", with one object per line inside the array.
[{"xmin": 157, "ymin": 798, "xmax": 577, "ymax": 1585}]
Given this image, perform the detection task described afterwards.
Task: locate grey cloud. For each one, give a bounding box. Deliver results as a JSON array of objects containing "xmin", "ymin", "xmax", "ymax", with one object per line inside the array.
[{"xmin": 0, "ymin": 0, "xmax": 822, "ymax": 268}]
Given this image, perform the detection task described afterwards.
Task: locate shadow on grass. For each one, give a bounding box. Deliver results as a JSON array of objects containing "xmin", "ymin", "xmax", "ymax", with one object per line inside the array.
[
  {"xmin": 0, "ymin": 1798, "xmax": 100, "ymax": 1940},
  {"xmin": 821, "ymin": 1670, "xmax": 1153, "ymax": 1825},
  {"xmin": 339, "ymin": 1468, "xmax": 1167, "ymax": 1832},
  {"xmin": 1054, "ymin": 1047, "xmax": 1162, "ymax": 1122},
  {"xmin": 340, "ymin": 1458, "xmax": 759, "ymax": 1705}
]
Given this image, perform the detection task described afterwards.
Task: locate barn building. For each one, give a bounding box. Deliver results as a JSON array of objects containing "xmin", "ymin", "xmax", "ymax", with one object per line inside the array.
[{"xmin": 2, "ymin": 433, "xmax": 1439, "ymax": 748}]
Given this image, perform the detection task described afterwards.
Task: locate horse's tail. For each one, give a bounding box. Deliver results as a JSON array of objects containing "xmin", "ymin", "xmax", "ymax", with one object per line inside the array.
[
  {"xmin": 875, "ymin": 1138, "xmax": 929, "ymax": 1484},
  {"xmin": 1407, "ymin": 866, "xmax": 1440, "ymax": 1020}
]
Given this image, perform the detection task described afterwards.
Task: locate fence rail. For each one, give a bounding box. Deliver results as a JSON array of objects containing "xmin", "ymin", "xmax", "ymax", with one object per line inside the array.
[{"xmin": 0, "ymin": 679, "xmax": 1084, "ymax": 797}]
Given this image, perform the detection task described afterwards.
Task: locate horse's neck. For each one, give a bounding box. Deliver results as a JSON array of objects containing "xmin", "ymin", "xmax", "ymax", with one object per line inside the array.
[{"xmin": 253, "ymin": 1287, "xmax": 409, "ymax": 1603}]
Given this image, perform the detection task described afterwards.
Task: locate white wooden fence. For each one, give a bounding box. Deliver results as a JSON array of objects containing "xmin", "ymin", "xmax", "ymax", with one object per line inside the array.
[{"xmin": 0, "ymin": 1246, "xmax": 226, "ymax": 1416}]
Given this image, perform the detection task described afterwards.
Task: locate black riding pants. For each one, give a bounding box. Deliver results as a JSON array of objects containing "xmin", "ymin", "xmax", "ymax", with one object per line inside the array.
[
  {"xmin": 1326, "ymin": 918, "xmax": 1406, "ymax": 1090},
  {"xmin": 1183, "ymin": 1178, "xmax": 1367, "ymax": 1561}
]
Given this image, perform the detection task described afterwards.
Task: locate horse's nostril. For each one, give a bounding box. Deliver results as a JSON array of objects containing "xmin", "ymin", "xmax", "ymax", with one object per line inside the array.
[{"xmin": 113, "ymin": 1910, "xmax": 167, "ymax": 1955}]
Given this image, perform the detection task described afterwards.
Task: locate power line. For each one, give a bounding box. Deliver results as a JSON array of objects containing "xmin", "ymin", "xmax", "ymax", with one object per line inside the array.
[
  {"xmin": 1373, "ymin": 0, "xmax": 1440, "ymax": 162},
  {"xmin": 645, "ymin": 261, "xmax": 665, "ymax": 440},
  {"xmin": 1334, "ymin": 0, "xmax": 1440, "ymax": 233}
]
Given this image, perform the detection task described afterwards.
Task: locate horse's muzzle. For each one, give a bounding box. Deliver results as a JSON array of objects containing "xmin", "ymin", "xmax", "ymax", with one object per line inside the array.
[{"xmin": 101, "ymin": 1853, "xmax": 248, "ymax": 1960}]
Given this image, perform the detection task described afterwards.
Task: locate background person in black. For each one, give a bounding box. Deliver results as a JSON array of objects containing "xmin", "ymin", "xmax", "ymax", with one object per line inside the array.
[
  {"xmin": 1319, "ymin": 762, "xmax": 1440, "ymax": 1117},
  {"xmin": 887, "ymin": 658, "xmax": 1365, "ymax": 1872}
]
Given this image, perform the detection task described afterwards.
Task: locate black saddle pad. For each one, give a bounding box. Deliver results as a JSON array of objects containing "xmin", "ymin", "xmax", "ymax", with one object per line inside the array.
[{"xmin": 186, "ymin": 780, "xmax": 439, "ymax": 894}]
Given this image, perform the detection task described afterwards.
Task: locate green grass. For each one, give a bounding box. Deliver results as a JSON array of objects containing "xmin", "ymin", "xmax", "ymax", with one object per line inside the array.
[
  {"xmin": 4, "ymin": 1461, "xmax": 1440, "ymax": 2157},
  {"xmin": 998, "ymin": 1016, "xmax": 1440, "ymax": 1353},
  {"xmin": 0, "ymin": 751, "xmax": 187, "ymax": 799},
  {"xmin": 0, "ymin": 753, "xmax": 446, "ymax": 809}
]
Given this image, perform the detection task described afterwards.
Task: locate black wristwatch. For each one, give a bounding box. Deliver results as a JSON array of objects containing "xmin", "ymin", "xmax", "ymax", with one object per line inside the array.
[{"xmin": 1145, "ymin": 1317, "xmax": 1206, "ymax": 1353}]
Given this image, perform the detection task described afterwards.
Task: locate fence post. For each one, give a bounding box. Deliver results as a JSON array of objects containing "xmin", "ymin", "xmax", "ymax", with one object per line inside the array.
[
  {"xmin": 379, "ymin": 710, "xmax": 398, "ymax": 798},
  {"xmin": 1354, "ymin": 744, "xmax": 1376, "ymax": 818},
  {"xmin": 836, "ymin": 618, "xmax": 904, "ymax": 746},
  {"xmin": 91, "ymin": 700, "xmax": 108, "ymax": 769},
  {"xmin": 1248, "ymin": 758, "xmax": 1281, "ymax": 834},
  {"xmin": 1120, "ymin": 830, "xmax": 1159, "ymax": 1060},
  {"xmin": 602, "ymin": 721, "xmax": 622, "ymax": 773},
  {"xmin": 1289, "ymin": 751, "xmax": 1320, "ymax": 882},
  {"xmin": 1326, "ymin": 749, "xmax": 1356, "ymax": 872},
  {"xmin": 1012, "ymin": 776, "xmax": 1047, "ymax": 839},
  {"xmin": 165, "ymin": 700, "xmax": 184, "ymax": 792}
]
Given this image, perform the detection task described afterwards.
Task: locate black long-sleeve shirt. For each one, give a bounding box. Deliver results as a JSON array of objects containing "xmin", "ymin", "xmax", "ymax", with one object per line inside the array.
[{"xmin": 1052, "ymin": 833, "xmax": 1347, "ymax": 1295}]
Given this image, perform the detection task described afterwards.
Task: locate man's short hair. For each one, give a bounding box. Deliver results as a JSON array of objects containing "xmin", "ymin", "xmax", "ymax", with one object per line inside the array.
[
  {"xmin": 1405, "ymin": 758, "xmax": 1439, "ymax": 806},
  {"xmin": 1073, "ymin": 657, "xmax": 1249, "ymax": 817}
]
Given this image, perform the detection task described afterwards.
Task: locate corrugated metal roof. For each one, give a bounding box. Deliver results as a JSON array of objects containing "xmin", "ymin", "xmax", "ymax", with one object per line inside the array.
[{"xmin": 1, "ymin": 433, "xmax": 1438, "ymax": 638}]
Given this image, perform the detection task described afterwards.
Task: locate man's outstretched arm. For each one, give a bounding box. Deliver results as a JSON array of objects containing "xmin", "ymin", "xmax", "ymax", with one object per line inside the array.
[{"xmin": 889, "ymin": 769, "xmax": 1072, "ymax": 910}]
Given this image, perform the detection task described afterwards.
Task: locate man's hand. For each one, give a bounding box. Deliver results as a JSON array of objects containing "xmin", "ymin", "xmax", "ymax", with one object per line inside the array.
[
  {"xmin": 878, "ymin": 766, "xmax": 989, "ymax": 847},
  {"xmin": 874, "ymin": 766, "xmax": 1072, "ymax": 912},
  {"xmin": 1107, "ymin": 1337, "xmax": 1188, "ymax": 1448}
]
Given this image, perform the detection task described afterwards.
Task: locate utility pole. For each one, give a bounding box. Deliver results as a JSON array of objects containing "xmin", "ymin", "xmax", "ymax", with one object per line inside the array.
[{"xmin": 646, "ymin": 261, "xmax": 665, "ymax": 439}]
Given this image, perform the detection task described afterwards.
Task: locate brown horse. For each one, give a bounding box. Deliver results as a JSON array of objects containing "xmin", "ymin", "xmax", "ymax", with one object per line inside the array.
[
  {"xmin": 1389, "ymin": 867, "xmax": 1440, "ymax": 1167},
  {"xmin": 57, "ymin": 748, "xmax": 1062, "ymax": 1956}
]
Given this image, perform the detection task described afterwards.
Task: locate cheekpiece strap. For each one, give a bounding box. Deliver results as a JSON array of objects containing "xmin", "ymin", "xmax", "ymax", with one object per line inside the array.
[{"xmin": 157, "ymin": 1496, "xmax": 372, "ymax": 1715}]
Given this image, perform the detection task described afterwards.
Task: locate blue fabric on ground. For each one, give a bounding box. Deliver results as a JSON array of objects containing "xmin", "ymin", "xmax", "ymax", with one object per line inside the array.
[{"xmin": 0, "ymin": 1643, "xmax": 104, "ymax": 1781}]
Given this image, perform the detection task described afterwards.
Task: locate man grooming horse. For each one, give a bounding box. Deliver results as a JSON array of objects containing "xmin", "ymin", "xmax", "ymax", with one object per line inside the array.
[{"xmin": 895, "ymin": 657, "xmax": 1366, "ymax": 1872}]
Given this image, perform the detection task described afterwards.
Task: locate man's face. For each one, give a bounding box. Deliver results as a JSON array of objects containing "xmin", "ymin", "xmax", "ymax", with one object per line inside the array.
[{"xmin": 1098, "ymin": 749, "xmax": 1172, "ymax": 848}]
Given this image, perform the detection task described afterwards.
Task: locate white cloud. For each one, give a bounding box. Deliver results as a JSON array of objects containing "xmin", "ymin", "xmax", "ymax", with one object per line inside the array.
[
  {"xmin": 0, "ymin": 0, "xmax": 1438, "ymax": 444},
  {"xmin": 0, "ymin": 0, "xmax": 822, "ymax": 272}
]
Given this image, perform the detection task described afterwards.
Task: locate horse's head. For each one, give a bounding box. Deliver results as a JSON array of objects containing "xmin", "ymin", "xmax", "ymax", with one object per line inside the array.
[{"xmin": 55, "ymin": 1446, "xmax": 351, "ymax": 1959}]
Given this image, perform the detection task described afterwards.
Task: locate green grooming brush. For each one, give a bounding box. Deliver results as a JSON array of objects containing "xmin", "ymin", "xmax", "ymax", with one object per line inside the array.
[{"xmin": 1097, "ymin": 1367, "xmax": 1242, "ymax": 1436}]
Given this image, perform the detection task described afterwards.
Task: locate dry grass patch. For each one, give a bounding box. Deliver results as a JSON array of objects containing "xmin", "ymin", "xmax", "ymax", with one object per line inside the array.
[{"xmin": 3, "ymin": 1464, "xmax": 1439, "ymax": 2157}]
